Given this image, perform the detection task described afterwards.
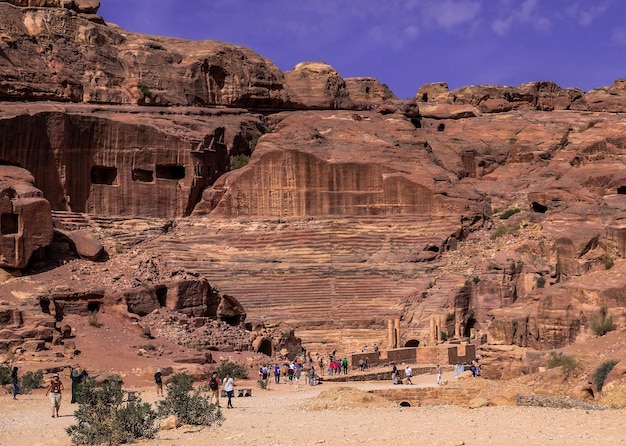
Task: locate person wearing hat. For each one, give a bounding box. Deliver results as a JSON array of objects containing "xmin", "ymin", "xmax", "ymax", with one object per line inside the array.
[{"xmin": 45, "ymin": 373, "xmax": 64, "ymax": 417}]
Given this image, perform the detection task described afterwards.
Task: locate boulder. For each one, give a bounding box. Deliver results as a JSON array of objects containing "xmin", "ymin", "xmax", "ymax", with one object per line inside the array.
[{"xmin": 66, "ymin": 230, "xmax": 104, "ymax": 261}]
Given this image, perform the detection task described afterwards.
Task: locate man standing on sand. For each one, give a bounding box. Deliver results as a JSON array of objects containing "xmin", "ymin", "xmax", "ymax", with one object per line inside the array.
[
  {"xmin": 392, "ymin": 363, "xmax": 399, "ymax": 384},
  {"xmin": 154, "ymin": 368, "xmax": 163, "ymax": 396},
  {"xmin": 208, "ymin": 371, "xmax": 221, "ymax": 407},
  {"xmin": 11, "ymin": 367, "xmax": 19, "ymax": 400},
  {"xmin": 437, "ymin": 364, "xmax": 443, "ymax": 385},
  {"xmin": 46, "ymin": 373, "xmax": 64, "ymax": 417}
]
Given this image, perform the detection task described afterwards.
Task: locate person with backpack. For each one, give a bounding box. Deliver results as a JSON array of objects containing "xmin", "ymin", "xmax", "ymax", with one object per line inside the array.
[
  {"xmin": 154, "ymin": 368, "xmax": 163, "ymax": 396},
  {"xmin": 208, "ymin": 371, "xmax": 221, "ymax": 407}
]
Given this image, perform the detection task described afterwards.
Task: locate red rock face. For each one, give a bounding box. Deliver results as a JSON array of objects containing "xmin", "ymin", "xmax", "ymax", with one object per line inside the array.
[
  {"xmin": 0, "ymin": 104, "xmax": 264, "ymax": 218},
  {"xmin": 0, "ymin": 166, "xmax": 53, "ymax": 268},
  {"xmin": 6, "ymin": 0, "xmax": 626, "ymax": 368}
]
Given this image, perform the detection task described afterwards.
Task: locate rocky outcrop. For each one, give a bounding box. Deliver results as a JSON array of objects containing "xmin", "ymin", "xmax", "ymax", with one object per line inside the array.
[
  {"xmin": 284, "ymin": 62, "xmax": 353, "ymax": 110},
  {"xmin": 0, "ymin": 2, "xmax": 299, "ymax": 107},
  {"xmin": 0, "ymin": 104, "xmax": 264, "ymax": 218},
  {"xmin": 0, "ymin": 166, "xmax": 53, "ymax": 268},
  {"xmin": 7, "ymin": 0, "xmax": 626, "ymax": 375}
]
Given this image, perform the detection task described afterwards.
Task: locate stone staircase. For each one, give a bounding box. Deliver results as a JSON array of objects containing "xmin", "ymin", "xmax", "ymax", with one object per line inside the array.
[
  {"xmin": 50, "ymin": 212, "xmax": 467, "ymax": 353},
  {"xmin": 52, "ymin": 210, "xmax": 172, "ymax": 252},
  {"xmin": 139, "ymin": 215, "xmax": 461, "ymax": 351}
]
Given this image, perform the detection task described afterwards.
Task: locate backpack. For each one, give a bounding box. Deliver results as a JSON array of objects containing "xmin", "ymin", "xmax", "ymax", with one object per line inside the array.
[{"xmin": 209, "ymin": 377, "xmax": 219, "ymax": 390}]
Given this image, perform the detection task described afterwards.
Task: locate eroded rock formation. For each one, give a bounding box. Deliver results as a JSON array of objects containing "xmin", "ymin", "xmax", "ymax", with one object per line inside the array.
[{"xmin": 3, "ymin": 0, "xmax": 626, "ymax": 379}]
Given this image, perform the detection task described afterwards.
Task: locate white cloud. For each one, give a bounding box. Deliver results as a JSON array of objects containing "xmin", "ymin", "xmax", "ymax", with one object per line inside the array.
[
  {"xmin": 612, "ymin": 27, "xmax": 626, "ymax": 46},
  {"xmin": 491, "ymin": 0, "xmax": 551, "ymax": 36},
  {"xmin": 424, "ymin": 0, "xmax": 482, "ymax": 30},
  {"xmin": 564, "ymin": 2, "xmax": 612, "ymax": 26}
]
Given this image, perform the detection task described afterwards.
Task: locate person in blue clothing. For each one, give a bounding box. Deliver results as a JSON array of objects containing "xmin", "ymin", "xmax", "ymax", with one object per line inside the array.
[{"xmin": 273, "ymin": 363, "xmax": 280, "ymax": 384}]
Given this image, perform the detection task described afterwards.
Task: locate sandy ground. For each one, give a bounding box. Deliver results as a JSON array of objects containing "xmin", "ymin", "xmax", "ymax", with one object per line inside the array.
[{"xmin": 2, "ymin": 370, "xmax": 626, "ymax": 446}]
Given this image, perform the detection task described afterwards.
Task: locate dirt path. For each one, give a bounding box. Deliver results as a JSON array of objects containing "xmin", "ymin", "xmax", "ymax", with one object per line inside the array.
[{"xmin": 2, "ymin": 372, "xmax": 626, "ymax": 446}]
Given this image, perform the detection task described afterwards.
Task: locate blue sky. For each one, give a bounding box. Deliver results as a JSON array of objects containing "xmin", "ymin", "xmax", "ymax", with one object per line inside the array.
[{"xmin": 98, "ymin": 0, "xmax": 626, "ymax": 99}]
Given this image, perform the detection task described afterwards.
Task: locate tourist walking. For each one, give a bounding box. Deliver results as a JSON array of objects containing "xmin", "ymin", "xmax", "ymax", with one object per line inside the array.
[
  {"xmin": 46, "ymin": 373, "xmax": 64, "ymax": 417},
  {"xmin": 11, "ymin": 367, "xmax": 18, "ymax": 400},
  {"xmin": 437, "ymin": 364, "xmax": 443, "ymax": 385},
  {"xmin": 273, "ymin": 363, "xmax": 281, "ymax": 384},
  {"xmin": 342, "ymin": 357, "xmax": 348, "ymax": 375},
  {"xmin": 208, "ymin": 371, "xmax": 221, "ymax": 407},
  {"xmin": 405, "ymin": 365, "xmax": 413, "ymax": 385},
  {"xmin": 392, "ymin": 363, "xmax": 398, "ymax": 385},
  {"xmin": 223, "ymin": 372, "xmax": 234, "ymax": 408}
]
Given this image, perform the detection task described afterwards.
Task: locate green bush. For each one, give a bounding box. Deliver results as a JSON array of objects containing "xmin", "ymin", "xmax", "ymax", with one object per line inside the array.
[
  {"xmin": 594, "ymin": 360, "xmax": 619, "ymax": 392},
  {"xmin": 0, "ymin": 364, "xmax": 11, "ymax": 385},
  {"xmin": 472, "ymin": 276, "xmax": 480, "ymax": 284},
  {"xmin": 20, "ymin": 370, "xmax": 44, "ymax": 393},
  {"xmin": 139, "ymin": 83, "xmax": 151, "ymax": 96},
  {"xmin": 166, "ymin": 373, "xmax": 194, "ymax": 391},
  {"xmin": 499, "ymin": 208, "xmax": 521, "ymax": 219},
  {"xmin": 157, "ymin": 373, "xmax": 223, "ymax": 426},
  {"xmin": 257, "ymin": 378, "xmax": 268, "ymax": 389},
  {"xmin": 591, "ymin": 306, "xmax": 616, "ymax": 336},
  {"xmin": 602, "ymin": 253, "xmax": 614, "ymax": 270},
  {"xmin": 547, "ymin": 352, "xmax": 580, "ymax": 374},
  {"xmin": 214, "ymin": 360, "xmax": 248, "ymax": 379},
  {"xmin": 490, "ymin": 224, "xmax": 519, "ymax": 240},
  {"xmin": 229, "ymin": 154, "xmax": 250, "ymax": 170},
  {"xmin": 66, "ymin": 377, "xmax": 157, "ymax": 445},
  {"xmin": 536, "ymin": 276, "xmax": 546, "ymax": 288}
]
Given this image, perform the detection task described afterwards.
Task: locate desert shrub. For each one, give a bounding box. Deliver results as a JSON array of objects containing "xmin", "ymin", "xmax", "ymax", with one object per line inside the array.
[
  {"xmin": 20, "ymin": 369, "xmax": 44, "ymax": 393},
  {"xmin": 0, "ymin": 364, "xmax": 11, "ymax": 385},
  {"xmin": 602, "ymin": 253, "xmax": 614, "ymax": 270},
  {"xmin": 66, "ymin": 377, "xmax": 157, "ymax": 445},
  {"xmin": 590, "ymin": 306, "xmax": 616, "ymax": 336},
  {"xmin": 547, "ymin": 353, "xmax": 581, "ymax": 374},
  {"xmin": 139, "ymin": 83, "xmax": 151, "ymax": 96},
  {"xmin": 499, "ymin": 208, "xmax": 521, "ymax": 219},
  {"xmin": 594, "ymin": 360, "xmax": 619, "ymax": 392},
  {"xmin": 440, "ymin": 331, "xmax": 448, "ymax": 342},
  {"xmin": 157, "ymin": 373, "xmax": 223, "ymax": 426},
  {"xmin": 490, "ymin": 224, "xmax": 519, "ymax": 240},
  {"xmin": 166, "ymin": 372, "xmax": 194, "ymax": 392},
  {"xmin": 214, "ymin": 360, "xmax": 248, "ymax": 379},
  {"xmin": 230, "ymin": 154, "xmax": 250, "ymax": 170},
  {"xmin": 472, "ymin": 276, "xmax": 480, "ymax": 284},
  {"xmin": 536, "ymin": 276, "xmax": 546, "ymax": 288},
  {"xmin": 257, "ymin": 378, "xmax": 268, "ymax": 389},
  {"xmin": 88, "ymin": 311, "xmax": 102, "ymax": 328}
]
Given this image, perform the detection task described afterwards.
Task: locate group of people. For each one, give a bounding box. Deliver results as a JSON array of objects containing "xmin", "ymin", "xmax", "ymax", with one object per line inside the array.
[
  {"xmin": 326, "ymin": 357, "xmax": 348, "ymax": 375},
  {"xmin": 207, "ymin": 371, "xmax": 235, "ymax": 409},
  {"xmin": 15, "ymin": 365, "xmax": 89, "ymax": 419}
]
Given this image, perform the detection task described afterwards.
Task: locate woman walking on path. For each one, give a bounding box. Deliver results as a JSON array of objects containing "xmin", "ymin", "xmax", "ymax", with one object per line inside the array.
[
  {"xmin": 223, "ymin": 372, "xmax": 234, "ymax": 409},
  {"xmin": 45, "ymin": 374, "xmax": 64, "ymax": 417}
]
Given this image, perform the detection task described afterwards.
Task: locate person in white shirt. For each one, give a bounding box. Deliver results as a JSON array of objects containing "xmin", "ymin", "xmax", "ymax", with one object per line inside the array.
[
  {"xmin": 223, "ymin": 372, "xmax": 235, "ymax": 408},
  {"xmin": 404, "ymin": 365, "xmax": 413, "ymax": 384}
]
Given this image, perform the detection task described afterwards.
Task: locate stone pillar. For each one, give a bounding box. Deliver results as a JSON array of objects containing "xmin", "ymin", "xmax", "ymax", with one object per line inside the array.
[
  {"xmin": 394, "ymin": 319, "xmax": 400, "ymax": 348},
  {"xmin": 387, "ymin": 319, "xmax": 394, "ymax": 349}
]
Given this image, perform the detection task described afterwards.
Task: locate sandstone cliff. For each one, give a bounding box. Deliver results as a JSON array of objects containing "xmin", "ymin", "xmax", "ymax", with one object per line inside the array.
[{"xmin": 2, "ymin": 0, "xmax": 626, "ymax": 379}]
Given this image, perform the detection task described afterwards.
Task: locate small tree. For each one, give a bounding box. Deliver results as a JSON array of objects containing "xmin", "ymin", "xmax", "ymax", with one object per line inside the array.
[
  {"xmin": 66, "ymin": 377, "xmax": 157, "ymax": 445},
  {"xmin": 20, "ymin": 370, "xmax": 44, "ymax": 393},
  {"xmin": 214, "ymin": 360, "xmax": 248, "ymax": 379},
  {"xmin": 157, "ymin": 373, "xmax": 223, "ymax": 426},
  {"xmin": 594, "ymin": 360, "xmax": 619, "ymax": 393},
  {"xmin": 591, "ymin": 306, "xmax": 616, "ymax": 336}
]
